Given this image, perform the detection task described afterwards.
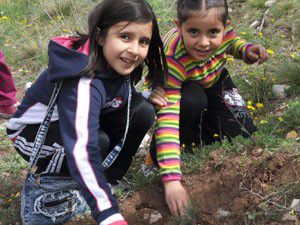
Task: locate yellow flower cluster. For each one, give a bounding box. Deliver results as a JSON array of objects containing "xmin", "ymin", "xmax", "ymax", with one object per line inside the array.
[
  {"xmin": 247, "ymin": 101, "xmax": 264, "ymax": 110},
  {"xmin": 0, "ymin": 16, "xmax": 8, "ymax": 20},
  {"xmin": 260, "ymin": 120, "xmax": 268, "ymax": 125}
]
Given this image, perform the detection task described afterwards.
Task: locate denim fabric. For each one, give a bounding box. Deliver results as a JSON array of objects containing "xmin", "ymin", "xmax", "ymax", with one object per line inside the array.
[{"xmin": 21, "ymin": 174, "xmax": 89, "ymax": 225}]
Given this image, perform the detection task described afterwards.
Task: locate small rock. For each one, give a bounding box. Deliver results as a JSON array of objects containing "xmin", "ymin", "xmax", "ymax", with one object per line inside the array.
[
  {"xmin": 290, "ymin": 199, "xmax": 300, "ymax": 212},
  {"xmin": 143, "ymin": 213, "xmax": 150, "ymax": 220},
  {"xmin": 265, "ymin": 0, "xmax": 276, "ymax": 8},
  {"xmin": 250, "ymin": 20, "xmax": 260, "ymax": 29},
  {"xmin": 282, "ymin": 212, "xmax": 296, "ymax": 221},
  {"xmin": 252, "ymin": 147, "xmax": 264, "ymax": 157},
  {"xmin": 216, "ymin": 209, "xmax": 232, "ymax": 219},
  {"xmin": 149, "ymin": 210, "xmax": 162, "ymax": 224},
  {"xmin": 272, "ymin": 85, "xmax": 290, "ymax": 99},
  {"xmin": 286, "ymin": 131, "xmax": 298, "ymax": 140}
]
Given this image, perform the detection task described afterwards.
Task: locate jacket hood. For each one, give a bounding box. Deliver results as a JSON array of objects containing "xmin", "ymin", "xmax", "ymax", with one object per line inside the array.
[{"xmin": 47, "ymin": 36, "xmax": 90, "ymax": 82}]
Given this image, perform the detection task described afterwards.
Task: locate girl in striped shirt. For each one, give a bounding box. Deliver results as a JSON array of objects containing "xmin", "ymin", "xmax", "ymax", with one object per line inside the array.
[{"xmin": 146, "ymin": 0, "xmax": 268, "ymax": 216}]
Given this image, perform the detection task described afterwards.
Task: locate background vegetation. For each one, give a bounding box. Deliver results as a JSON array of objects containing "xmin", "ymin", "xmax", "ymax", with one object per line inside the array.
[{"xmin": 0, "ymin": 0, "xmax": 299, "ymax": 224}]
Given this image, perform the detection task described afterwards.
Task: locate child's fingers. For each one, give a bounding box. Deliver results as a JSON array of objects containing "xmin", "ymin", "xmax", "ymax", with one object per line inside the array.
[
  {"xmin": 149, "ymin": 92, "xmax": 167, "ymax": 106},
  {"xmin": 258, "ymin": 48, "xmax": 269, "ymax": 64}
]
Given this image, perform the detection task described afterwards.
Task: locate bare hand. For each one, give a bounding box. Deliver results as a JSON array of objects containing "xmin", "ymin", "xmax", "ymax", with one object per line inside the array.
[
  {"xmin": 246, "ymin": 45, "xmax": 268, "ymax": 64},
  {"xmin": 164, "ymin": 180, "xmax": 189, "ymax": 216},
  {"xmin": 148, "ymin": 87, "xmax": 167, "ymax": 108}
]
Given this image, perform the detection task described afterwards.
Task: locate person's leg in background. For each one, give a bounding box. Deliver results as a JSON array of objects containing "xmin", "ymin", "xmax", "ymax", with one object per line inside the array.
[
  {"xmin": 201, "ymin": 68, "xmax": 257, "ymax": 145},
  {"xmin": 100, "ymin": 91, "xmax": 156, "ymax": 184},
  {"xmin": 0, "ymin": 50, "xmax": 17, "ymax": 118}
]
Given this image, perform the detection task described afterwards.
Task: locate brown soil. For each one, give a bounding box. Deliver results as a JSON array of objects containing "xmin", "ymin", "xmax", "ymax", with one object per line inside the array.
[
  {"xmin": 118, "ymin": 149, "xmax": 300, "ymax": 225},
  {"xmin": 50, "ymin": 148, "xmax": 300, "ymax": 225}
]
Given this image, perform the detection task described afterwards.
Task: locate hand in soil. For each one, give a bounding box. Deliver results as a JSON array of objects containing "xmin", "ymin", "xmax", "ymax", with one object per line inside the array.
[{"xmin": 164, "ymin": 180, "xmax": 189, "ymax": 216}]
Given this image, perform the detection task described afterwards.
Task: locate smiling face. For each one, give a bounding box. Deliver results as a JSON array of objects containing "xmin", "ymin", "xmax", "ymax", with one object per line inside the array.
[
  {"xmin": 176, "ymin": 8, "xmax": 225, "ymax": 61},
  {"xmin": 99, "ymin": 21, "xmax": 153, "ymax": 76}
]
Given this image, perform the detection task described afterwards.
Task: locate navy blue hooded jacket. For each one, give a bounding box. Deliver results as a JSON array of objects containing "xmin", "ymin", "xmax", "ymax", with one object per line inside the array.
[{"xmin": 7, "ymin": 37, "xmax": 130, "ymax": 224}]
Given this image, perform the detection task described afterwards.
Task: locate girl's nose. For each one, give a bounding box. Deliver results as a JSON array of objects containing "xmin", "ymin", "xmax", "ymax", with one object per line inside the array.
[
  {"xmin": 127, "ymin": 41, "xmax": 139, "ymax": 55},
  {"xmin": 197, "ymin": 36, "xmax": 210, "ymax": 47}
]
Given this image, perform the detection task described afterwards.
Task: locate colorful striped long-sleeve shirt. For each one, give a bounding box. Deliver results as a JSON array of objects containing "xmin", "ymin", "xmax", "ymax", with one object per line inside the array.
[{"xmin": 155, "ymin": 21, "xmax": 255, "ymax": 182}]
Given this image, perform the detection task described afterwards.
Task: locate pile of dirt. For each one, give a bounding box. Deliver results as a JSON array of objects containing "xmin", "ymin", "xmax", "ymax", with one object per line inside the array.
[{"xmin": 120, "ymin": 149, "xmax": 300, "ymax": 225}]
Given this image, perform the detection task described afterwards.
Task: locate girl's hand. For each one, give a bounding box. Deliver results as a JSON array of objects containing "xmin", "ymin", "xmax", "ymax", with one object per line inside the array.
[
  {"xmin": 164, "ymin": 180, "xmax": 189, "ymax": 216},
  {"xmin": 148, "ymin": 87, "xmax": 168, "ymax": 107},
  {"xmin": 246, "ymin": 45, "xmax": 269, "ymax": 65}
]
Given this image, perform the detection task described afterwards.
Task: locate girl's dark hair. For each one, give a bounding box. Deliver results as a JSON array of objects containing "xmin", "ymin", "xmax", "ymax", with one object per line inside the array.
[
  {"xmin": 74, "ymin": 0, "xmax": 167, "ymax": 87},
  {"xmin": 177, "ymin": 0, "xmax": 229, "ymax": 25}
]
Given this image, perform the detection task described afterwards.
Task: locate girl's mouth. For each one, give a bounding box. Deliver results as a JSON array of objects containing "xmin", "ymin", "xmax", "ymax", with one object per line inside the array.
[{"xmin": 121, "ymin": 57, "xmax": 136, "ymax": 65}]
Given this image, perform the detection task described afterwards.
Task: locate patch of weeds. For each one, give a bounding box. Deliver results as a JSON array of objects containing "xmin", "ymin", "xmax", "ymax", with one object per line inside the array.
[
  {"xmin": 169, "ymin": 202, "xmax": 202, "ymax": 225},
  {"xmin": 282, "ymin": 101, "xmax": 300, "ymax": 133},
  {"xmin": 269, "ymin": 0, "xmax": 298, "ymax": 20},
  {"xmin": 246, "ymin": 0, "xmax": 265, "ymax": 9},
  {"xmin": 276, "ymin": 57, "xmax": 300, "ymax": 96},
  {"xmin": 38, "ymin": 0, "xmax": 73, "ymax": 21},
  {"xmin": 233, "ymin": 66, "xmax": 275, "ymax": 103}
]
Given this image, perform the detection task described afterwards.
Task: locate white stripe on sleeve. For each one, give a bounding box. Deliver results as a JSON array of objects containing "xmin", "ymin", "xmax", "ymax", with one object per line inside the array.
[{"xmin": 73, "ymin": 77, "xmax": 112, "ymax": 211}]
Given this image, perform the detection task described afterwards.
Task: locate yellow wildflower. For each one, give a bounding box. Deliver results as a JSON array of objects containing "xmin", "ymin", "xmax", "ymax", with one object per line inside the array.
[
  {"xmin": 213, "ymin": 134, "xmax": 219, "ymax": 138},
  {"xmin": 281, "ymin": 34, "xmax": 286, "ymax": 38},
  {"xmin": 182, "ymin": 144, "xmax": 186, "ymax": 148},
  {"xmin": 62, "ymin": 28, "xmax": 69, "ymax": 33},
  {"xmin": 241, "ymin": 32, "xmax": 247, "ymax": 35},
  {"xmin": 266, "ymin": 49, "xmax": 274, "ymax": 55},
  {"xmin": 260, "ymin": 120, "xmax": 268, "ymax": 125},
  {"xmin": 256, "ymin": 103, "xmax": 264, "ymax": 109},
  {"xmin": 254, "ymin": 117, "xmax": 258, "ymax": 120},
  {"xmin": 1, "ymin": 16, "xmax": 8, "ymax": 20},
  {"xmin": 247, "ymin": 101, "xmax": 252, "ymax": 106},
  {"xmin": 271, "ymin": 18, "xmax": 275, "ymax": 23},
  {"xmin": 291, "ymin": 53, "xmax": 296, "ymax": 58},
  {"xmin": 258, "ymin": 32, "xmax": 263, "ymax": 36},
  {"xmin": 247, "ymin": 105, "xmax": 255, "ymax": 110},
  {"xmin": 262, "ymin": 77, "xmax": 266, "ymax": 80},
  {"xmin": 278, "ymin": 117, "xmax": 283, "ymax": 122},
  {"xmin": 157, "ymin": 18, "xmax": 161, "ymax": 22}
]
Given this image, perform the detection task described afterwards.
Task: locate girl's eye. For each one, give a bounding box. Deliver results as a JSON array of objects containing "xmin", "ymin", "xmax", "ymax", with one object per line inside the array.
[
  {"xmin": 209, "ymin": 29, "xmax": 221, "ymax": 37},
  {"xmin": 188, "ymin": 29, "xmax": 199, "ymax": 37},
  {"xmin": 140, "ymin": 38, "xmax": 150, "ymax": 46},
  {"xmin": 120, "ymin": 34, "xmax": 130, "ymax": 41}
]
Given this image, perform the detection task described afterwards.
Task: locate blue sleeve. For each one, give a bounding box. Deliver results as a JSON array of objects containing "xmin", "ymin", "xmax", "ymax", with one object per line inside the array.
[{"xmin": 57, "ymin": 77, "xmax": 124, "ymax": 223}]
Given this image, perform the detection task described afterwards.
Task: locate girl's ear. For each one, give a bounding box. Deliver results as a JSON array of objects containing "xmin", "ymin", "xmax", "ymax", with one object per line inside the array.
[
  {"xmin": 98, "ymin": 36, "xmax": 105, "ymax": 46},
  {"xmin": 174, "ymin": 18, "xmax": 182, "ymax": 36},
  {"xmin": 96, "ymin": 28, "xmax": 105, "ymax": 46}
]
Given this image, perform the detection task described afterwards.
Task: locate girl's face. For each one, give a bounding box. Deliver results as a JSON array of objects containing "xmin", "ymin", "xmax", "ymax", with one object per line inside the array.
[
  {"xmin": 176, "ymin": 8, "xmax": 225, "ymax": 61},
  {"xmin": 99, "ymin": 21, "xmax": 153, "ymax": 76}
]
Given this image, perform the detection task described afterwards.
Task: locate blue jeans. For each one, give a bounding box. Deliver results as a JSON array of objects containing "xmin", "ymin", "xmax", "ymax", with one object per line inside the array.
[{"xmin": 21, "ymin": 174, "xmax": 89, "ymax": 225}]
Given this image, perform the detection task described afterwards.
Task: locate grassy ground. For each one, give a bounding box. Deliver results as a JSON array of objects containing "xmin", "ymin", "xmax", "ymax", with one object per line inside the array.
[{"xmin": 0, "ymin": 0, "xmax": 299, "ymax": 224}]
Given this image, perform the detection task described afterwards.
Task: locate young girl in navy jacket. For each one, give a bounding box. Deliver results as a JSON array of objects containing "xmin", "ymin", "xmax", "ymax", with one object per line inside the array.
[{"xmin": 7, "ymin": 0, "xmax": 168, "ymax": 224}]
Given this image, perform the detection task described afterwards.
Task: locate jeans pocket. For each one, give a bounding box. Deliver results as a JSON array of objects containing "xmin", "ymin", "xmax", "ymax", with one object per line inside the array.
[{"xmin": 21, "ymin": 175, "xmax": 89, "ymax": 225}]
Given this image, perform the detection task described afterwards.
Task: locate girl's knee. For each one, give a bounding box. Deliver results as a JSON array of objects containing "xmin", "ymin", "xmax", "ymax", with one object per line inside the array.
[{"xmin": 131, "ymin": 95, "xmax": 155, "ymax": 128}]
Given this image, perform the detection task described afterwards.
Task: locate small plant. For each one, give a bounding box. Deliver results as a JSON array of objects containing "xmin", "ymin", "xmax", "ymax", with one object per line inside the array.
[
  {"xmin": 283, "ymin": 101, "xmax": 300, "ymax": 133},
  {"xmin": 276, "ymin": 56, "xmax": 300, "ymax": 95},
  {"xmin": 246, "ymin": 0, "xmax": 265, "ymax": 9},
  {"xmin": 169, "ymin": 202, "xmax": 202, "ymax": 225}
]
